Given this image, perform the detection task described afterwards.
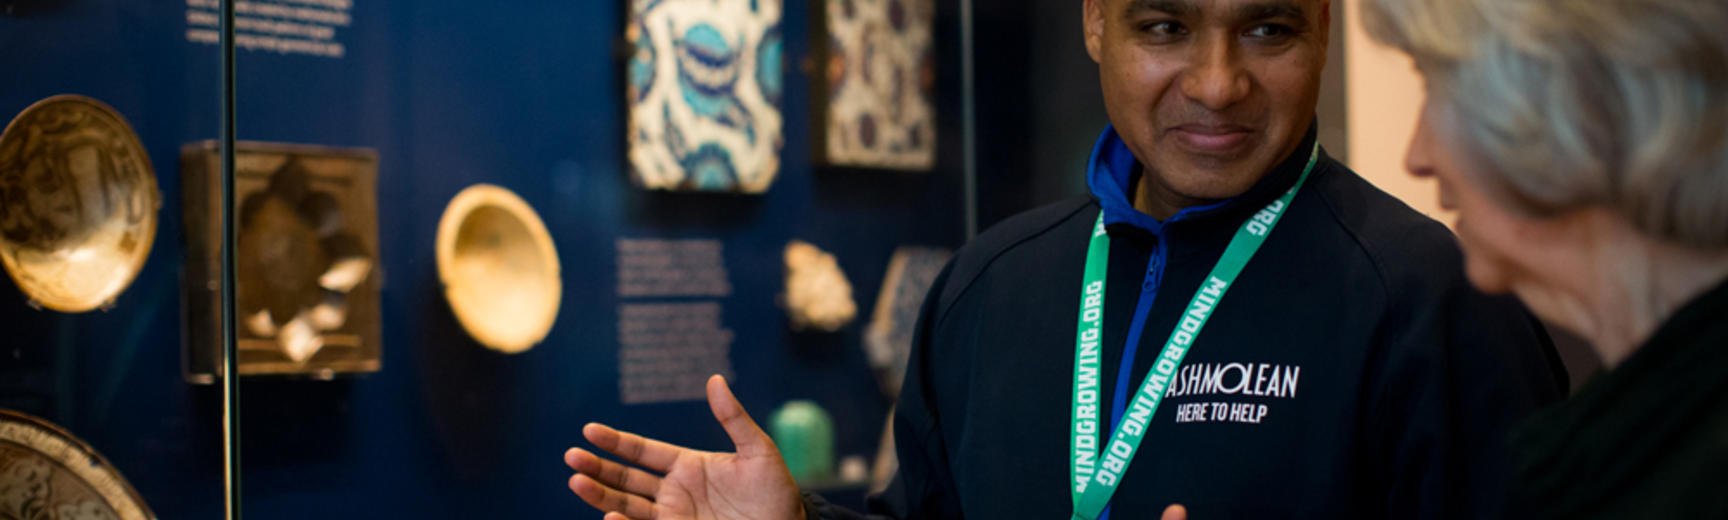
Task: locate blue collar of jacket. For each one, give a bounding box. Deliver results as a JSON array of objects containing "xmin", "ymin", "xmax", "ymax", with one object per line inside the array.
[{"xmin": 1085, "ymin": 122, "xmax": 1321, "ymax": 236}]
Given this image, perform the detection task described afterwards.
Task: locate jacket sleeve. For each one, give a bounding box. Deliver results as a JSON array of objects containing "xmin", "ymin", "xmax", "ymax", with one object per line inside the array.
[{"xmin": 1361, "ymin": 263, "xmax": 1569, "ymax": 519}]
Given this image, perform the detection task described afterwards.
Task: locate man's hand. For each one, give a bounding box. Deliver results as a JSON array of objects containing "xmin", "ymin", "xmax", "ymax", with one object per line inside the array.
[
  {"xmin": 565, "ymin": 375, "xmax": 805, "ymax": 520},
  {"xmin": 1162, "ymin": 504, "xmax": 1187, "ymax": 520}
]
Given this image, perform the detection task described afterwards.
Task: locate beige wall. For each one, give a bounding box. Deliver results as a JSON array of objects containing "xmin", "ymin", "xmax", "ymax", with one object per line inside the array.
[{"xmin": 1341, "ymin": 0, "xmax": 1452, "ymax": 225}]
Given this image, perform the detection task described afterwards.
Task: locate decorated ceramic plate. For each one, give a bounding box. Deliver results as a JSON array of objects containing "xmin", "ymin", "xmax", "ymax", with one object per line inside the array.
[{"xmin": 0, "ymin": 409, "xmax": 155, "ymax": 520}]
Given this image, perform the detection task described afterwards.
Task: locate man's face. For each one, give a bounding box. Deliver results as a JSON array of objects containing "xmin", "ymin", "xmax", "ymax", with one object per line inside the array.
[{"xmin": 1084, "ymin": 0, "xmax": 1330, "ymax": 202}]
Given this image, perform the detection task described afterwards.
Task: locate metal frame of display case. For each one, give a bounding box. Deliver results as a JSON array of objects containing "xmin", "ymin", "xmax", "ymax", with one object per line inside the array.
[
  {"xmin": 961, "ymin": 0, "xmax": 977, "ymax": 240},
  {"xmin": 219, "ymin": 0, "xmax": 242, "ymax": 518}
]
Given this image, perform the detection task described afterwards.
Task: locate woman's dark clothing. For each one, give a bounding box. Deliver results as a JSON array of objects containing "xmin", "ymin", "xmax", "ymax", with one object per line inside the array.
[{"xmin": 1506, "ymin": 278, "xmax": 1728, "ymax": 518}]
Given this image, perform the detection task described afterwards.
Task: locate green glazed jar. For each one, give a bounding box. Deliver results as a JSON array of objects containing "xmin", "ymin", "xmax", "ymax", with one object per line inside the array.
[{"xmin": 769, "ymin": 400, "xmax": 835, "ymax": 483}]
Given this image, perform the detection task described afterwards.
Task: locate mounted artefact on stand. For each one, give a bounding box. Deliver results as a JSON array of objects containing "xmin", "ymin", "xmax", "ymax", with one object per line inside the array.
[
  {"xmin": 436, "ymin": 184, "xmax": 562, "ymax": 354},
  {"xmin": 182, "ymin": 141, "xmax": 383, "ymax": 381},
  {"xmin": 0, "ymin": 95, "xmax": 160, "ymax": 313}
]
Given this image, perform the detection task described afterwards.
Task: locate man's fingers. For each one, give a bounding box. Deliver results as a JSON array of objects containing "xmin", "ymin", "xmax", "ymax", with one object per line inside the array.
[
  {"xmin": 706, "ymin": 374, "xmax": 774, "ymax": 458},
  {"xmin": 583, "ymin": 422, "xmax": 686, "ymax": 473},
  {"xmin": 1162, "ymin": 504, "xmax": 1188, "ymax": 520},
  {"xmin": 565, "ymin": 447, "xmax": 664, "ymax": 498},
  {"xmin": 569, "ymin": 473, "xmax": 658, "ymax": 520}
]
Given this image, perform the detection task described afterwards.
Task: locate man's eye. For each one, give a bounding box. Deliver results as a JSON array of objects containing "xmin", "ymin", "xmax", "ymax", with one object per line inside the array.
[
  {"xmin": 1140, "ymin": 21, "xmax": 1187, "ymax": 37},
  {"xmin": 1246, "ymin": 24, "xmax": 1293, "ymax": 39}
]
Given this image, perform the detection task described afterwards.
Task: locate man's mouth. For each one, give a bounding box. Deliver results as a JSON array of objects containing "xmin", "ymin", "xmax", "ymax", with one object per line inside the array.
[{"xmin": 1169, "ymin": 124, "xmax": 1254, "ymax": 154}]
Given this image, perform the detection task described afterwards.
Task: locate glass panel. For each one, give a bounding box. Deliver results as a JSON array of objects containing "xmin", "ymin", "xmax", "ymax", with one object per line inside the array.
[
  {"xmin": 0, "ymin": 1, "xmax": 227, "ymax": 517},
  {"xmin": 223, "ymin": 0, "xmax": 970, "ymax": 516}
]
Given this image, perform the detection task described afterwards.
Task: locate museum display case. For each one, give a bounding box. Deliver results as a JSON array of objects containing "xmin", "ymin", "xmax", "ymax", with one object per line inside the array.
[{"xmin": 2, "ymin": 0, "xmax": 975, "ymax": 517}]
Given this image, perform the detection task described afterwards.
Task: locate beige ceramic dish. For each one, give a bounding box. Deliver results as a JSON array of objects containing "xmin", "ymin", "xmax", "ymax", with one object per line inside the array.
[
  {"xmin": 435, "ymin": 184, "xmax": 560, "ymax": 353},
  {"xmin": 0, "ymin": 95, "xmax": 159, "ymax": 312}
]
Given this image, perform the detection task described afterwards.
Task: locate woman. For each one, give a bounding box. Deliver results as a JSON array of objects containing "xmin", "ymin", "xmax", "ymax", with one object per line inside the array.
[{"xmin": 1359, "ymin": 0, "xmax": 1728, "ymax": 517}]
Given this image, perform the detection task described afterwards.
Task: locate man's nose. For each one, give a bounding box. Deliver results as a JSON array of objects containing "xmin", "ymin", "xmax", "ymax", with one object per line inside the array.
[{"xmin": 1179, "ymin": 37, "xmax": 1251, "ymax": 110}]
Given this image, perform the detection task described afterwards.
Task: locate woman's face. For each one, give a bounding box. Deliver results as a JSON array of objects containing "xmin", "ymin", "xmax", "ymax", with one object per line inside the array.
[{"xmin": 1404, "ymin": 93, "xmax": 1596, "ymax": 332}]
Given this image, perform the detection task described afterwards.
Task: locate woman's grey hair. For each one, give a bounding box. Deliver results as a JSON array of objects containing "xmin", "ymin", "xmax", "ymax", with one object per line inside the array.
[{"xmin": 1361, "ymin": 0, "xmax": 1728, "ymax": 249}]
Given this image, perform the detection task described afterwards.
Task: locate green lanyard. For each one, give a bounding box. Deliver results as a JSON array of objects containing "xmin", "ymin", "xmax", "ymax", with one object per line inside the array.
[{"xmin": 1069, "ymin": 142, "xmax": 1319, "ymax": 520}]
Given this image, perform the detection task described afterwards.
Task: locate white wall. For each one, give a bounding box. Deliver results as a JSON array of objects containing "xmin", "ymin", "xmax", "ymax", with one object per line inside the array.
[{"xmin": 1342, "ymin": 0, "xmax": 1452, "ymax": 225}]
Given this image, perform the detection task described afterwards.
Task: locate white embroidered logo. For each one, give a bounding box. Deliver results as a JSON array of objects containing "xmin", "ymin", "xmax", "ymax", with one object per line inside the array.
[{"xmin": 1164, "ymin": 362, "xmax": 1301, "ymax": 425}]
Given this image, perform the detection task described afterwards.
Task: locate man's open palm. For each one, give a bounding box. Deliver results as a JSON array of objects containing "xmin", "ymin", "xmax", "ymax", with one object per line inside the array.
[{"xmin": 565, "ymin": 375, "xmax": 804, "ymax": 520}]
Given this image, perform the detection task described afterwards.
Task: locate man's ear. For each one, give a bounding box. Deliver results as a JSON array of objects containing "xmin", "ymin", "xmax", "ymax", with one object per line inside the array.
[{"xmin": 1083, "ymin": 0, "xmax": 1105, "ymax": 63}]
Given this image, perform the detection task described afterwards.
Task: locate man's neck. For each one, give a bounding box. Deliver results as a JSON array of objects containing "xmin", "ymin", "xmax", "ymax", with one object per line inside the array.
[{"xmin": 1131, "ymin": 166, "xmax": 1221, "ymax": 221}]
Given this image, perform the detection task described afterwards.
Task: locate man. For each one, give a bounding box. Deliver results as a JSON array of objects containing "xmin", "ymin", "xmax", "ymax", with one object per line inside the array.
[{"xmin": 564, "ymin": 0, "xmax": 1567, "ymax": 518}]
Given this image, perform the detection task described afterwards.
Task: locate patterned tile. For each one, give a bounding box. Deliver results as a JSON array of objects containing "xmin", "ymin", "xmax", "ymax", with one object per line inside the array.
[
  {"xmin": 819, "ymin": 0, "xmax": 936, "ymax": 170},
  {"xmin": 627, "ymin": 0, "xmax": 784, "ymax": 193}
]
